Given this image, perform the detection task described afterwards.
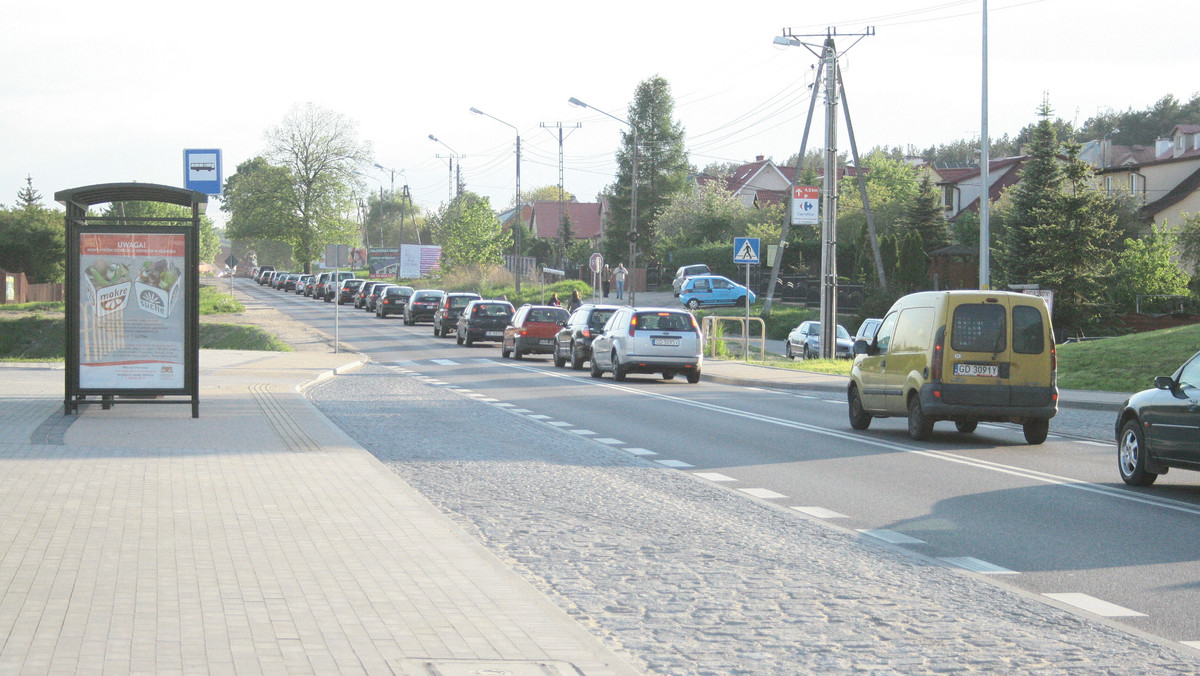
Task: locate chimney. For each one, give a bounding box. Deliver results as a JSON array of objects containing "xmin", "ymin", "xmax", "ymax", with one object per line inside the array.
[{"xmin": 756, "ymin": 155, "xmax": 765, "ymax": 162}]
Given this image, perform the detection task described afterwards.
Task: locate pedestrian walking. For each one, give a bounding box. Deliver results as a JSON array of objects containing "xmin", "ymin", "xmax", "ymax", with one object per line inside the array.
[
  {"xmin": 613, "ymin": 263, "xmax": 628, "ymax": 300},
  {"xmin": 601, "ymin": 264, "xmax": 612, "ymax": 298},
  {"xmin": 567, "ymin": 289, "xmax": 582, "ymax": 313}
]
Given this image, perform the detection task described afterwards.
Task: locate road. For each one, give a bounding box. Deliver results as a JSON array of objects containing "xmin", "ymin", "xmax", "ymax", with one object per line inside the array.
[{"xmin": 237, "ymin": 279, "xmax": 1200, "ymax": 671}]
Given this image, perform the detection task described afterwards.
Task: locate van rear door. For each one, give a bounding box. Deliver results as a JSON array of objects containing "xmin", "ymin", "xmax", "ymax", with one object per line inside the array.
[{"xmin": 941, "ymin": 295, "xmax": 1053, "ymax": 408}]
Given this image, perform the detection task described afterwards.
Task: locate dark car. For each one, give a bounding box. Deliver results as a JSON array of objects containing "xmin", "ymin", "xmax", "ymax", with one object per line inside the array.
[
  {"xmin": 1116, "ymin": 351, "xmax": 1200, "ymax": 486},
  {"xmin": 433, "ymin": 292, "xmax": 483, "ymax": 337},
  {"xmin": 403, "ymin": 290, "xmax": 444, "ymax": 325},
  {"xmin": 553, "ymin": 304, "xmax": 621, "ymax": 369},
  {"xmin": 786, "ymin": 320, "xmax": 853, "ymax": 360},
  {"xmin": 364, "ymin": 282, "xmax": 392, "ymax": 312},
  {"xmin": 376, "ymin": 285, "xmax": 414, "ymax": 318},
  {"xmin": 355, "ymin": 281, "xmax": 382, "ymax": 309},
  {"xmin": 255, "ymin": 266, "xmax": 276, "ymax": 285},
  {"xmin": 337, "ymin": 278, "xmax": 365, "ymax": 305},
  {"xmin": 455, "ymin": 300, "xmax": 515, "ymax": 346},
  {"xmin": 274, "ymin": 273, "xmax": 293, "ymax": 290},
  {"xmin": 502, "ymin": 305, "xmax": 570, "ymax": 359},
  {"xmin": 294, "ymin": 274, "xmax": 314, "ymax": 295},
  {"xmin": 318, "ymin": 271, "xmax": 355, "ymax": 302}
]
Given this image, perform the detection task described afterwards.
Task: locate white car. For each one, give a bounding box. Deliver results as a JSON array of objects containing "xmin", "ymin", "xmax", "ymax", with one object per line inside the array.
[{"xmin": 590, "ymin": 307, "xmax": 702, "ymax": 383}]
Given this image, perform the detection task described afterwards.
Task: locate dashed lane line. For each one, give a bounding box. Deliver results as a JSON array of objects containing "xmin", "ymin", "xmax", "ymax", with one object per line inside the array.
[
  {"xmin": 1042, "ymin": 593, "xmax": 1146, "ymax": 617},
  {"xmin": 739, "ymin": 488, "xmax": 787, "ymax": 499},
  {"xmin": 938, "ymin": 557, "xmax": 1019, "ymax": 575},
  {"xmin": 694, "ymin": 472, "xmax": 737, "ymax": 482},
  {"xmin": 655, "ymin": 459, "xmax": 694, "ymax": 468},
  {"xmin": 858, "ymin": 529, "xmax": 925, "ymax": 545},
  {"xmin": 791, "ymin": 506, "xmax": 848, "ymax": 519}
]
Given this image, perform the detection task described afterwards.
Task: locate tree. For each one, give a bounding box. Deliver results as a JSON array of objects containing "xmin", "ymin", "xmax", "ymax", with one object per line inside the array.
[
  {"xmin": 243, "ymin": 103, "xmax": 372, "ymax": 273},
  {"xmin": 603, "ymin": 76, "xmax": 690, "ymax": 267},
  {"xmin": 431, "ymin": 191, "xmax": 510, "ymax": 272},
  {"xmin": 899, "ymin": 173, "xmax": 950, "ymax": 254},
  {"xmin": 1174, "ymin": 212, "xmax": 1200, "ymax": 272},
  {"xmin": 15, "ymin": 176, "xmax": 43, "ymax": 209},
  {"xmin": 997, "ymin": 100, "xmax": 1065, "ymax": 286},
  {"xmin": 523, "ymin": 185, "xmax": 575, "ymax": 203},
  {"xmin": 99, "ymin": 201, "xmax": 221, "ymax": 264},
  {"xmin": 0, "ymin": 205, "xmax": 64, "ymax": 282},
  {"xmin": 892, "ymin": 230, "xmax": 929, "ymax": 293},
  {"xmin": 1111, "ymin": 224, "xmax": 1189, "ymax": 312}
]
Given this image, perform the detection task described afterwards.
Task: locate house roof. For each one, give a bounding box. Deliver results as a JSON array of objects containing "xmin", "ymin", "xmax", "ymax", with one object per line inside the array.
[
  {"xmin": 1139, "ymin": 163, "xmax": 1200, "ymax": 219},
  {"xmin": 529, "ymin": 201, "xmax": 605, "ymax": 239}
]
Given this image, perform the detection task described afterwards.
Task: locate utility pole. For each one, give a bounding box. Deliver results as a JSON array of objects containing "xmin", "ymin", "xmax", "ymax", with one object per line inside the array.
[
  {"xmin": 767, "ymin": 28, "xmax": 878, "ymax": 358},
  {"xmin": 541, "ymin": 121, "xmax": 581, "ymax": 267}
]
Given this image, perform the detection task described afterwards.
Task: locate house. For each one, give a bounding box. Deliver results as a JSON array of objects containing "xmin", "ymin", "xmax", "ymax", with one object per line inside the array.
[
  {"xmin": 527, "ymin": 200, "xmax": 607, "ymax": 242},
  {"xmin": 1093, "ymin": 124, "xmax": 1200, "ymax": 233},
  {"xmin": 930, "ymin": 156, "xmax": 1028, "ymax": 220},
  {"xmin": 691, "ymin": 155, "xmax": 864, "ymax": 208}
]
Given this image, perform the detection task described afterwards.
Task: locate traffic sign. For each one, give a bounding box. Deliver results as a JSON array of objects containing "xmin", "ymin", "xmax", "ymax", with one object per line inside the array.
[
  {"xmin": 224, "ymin": 254, "xmax": 238, "ymax": 269},
  {"xmin": 184, "ymin": 149, "xmax": 222, "ymax": 195},
  {"xmin": 791, "ymin": 185, "xmax": 819, "ymax": 225},
  {"xmin": 733, "ymin": 237, "xmax": 760, "ymax": 264},
  {"xmin": 589, "ymin": 252, "xmax": 604, "ymax": 273}
]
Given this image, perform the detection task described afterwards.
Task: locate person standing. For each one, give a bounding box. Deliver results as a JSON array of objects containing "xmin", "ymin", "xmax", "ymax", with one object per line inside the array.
[
  {"xmin": 601, "ymin": 264, "xmax": 612, "ymax": 298},
  {"xmin": 548, "ymin": 292, "xmax": 562, "ymax": 307},
  {"xmin": 567, "ymin": 289, "xmax": 582, "ymax": 313},
  {"xmin": 613, "ymin": 263, "xmax": 628, "ymax": 300}
]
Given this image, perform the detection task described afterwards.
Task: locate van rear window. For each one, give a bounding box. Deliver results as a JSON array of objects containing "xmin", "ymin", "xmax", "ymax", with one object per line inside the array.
[
  {"xmin": 952, "ymin": 304, "xmax": 1006, "ymax": 353},
  {"xmin": 1012, "ymin": 305, "xmax": 1044, "ymax": 354}
]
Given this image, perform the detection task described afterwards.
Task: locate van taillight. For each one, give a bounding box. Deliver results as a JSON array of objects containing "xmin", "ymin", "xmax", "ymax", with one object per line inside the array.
[
  {"xmin": 930, "ymin": 326, "xmax": 946, "ymax": 382},
  {"xmin": 1051, "ymin": 342, "xmax": 1057, "ymax": 374}
]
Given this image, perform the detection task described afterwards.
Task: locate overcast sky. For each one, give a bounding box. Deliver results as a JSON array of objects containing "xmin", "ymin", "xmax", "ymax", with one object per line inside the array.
[{"xmin": 3, "ymin": 0, "xmax": 1195, "ymax": 226}]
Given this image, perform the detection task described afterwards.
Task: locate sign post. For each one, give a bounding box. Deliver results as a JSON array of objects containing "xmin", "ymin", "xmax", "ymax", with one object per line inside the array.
[
  {"xmin": 589, "ymin": 252, "xmax": 604, "ymax": 300},
  {"xmin": 733, "ymin": 237, "xmax": 760, "ymax": 361}
]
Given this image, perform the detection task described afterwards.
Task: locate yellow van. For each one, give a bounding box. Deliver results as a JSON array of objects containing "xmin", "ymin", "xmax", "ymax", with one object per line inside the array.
[{"xmin": 847, "ymin": 290, "xmax": 1057, "ymax": 444}]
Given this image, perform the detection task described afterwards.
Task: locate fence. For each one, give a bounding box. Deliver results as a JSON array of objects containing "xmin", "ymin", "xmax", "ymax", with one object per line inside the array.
[{"xmin": 1, "ymin": 270, "xmax": 64, "ymax": 304}]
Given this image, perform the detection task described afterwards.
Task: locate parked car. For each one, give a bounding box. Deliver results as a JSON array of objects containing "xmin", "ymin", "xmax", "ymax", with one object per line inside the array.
[
  {"xmin": 294, "ymin": 274, "xmax": 314, "ymax": 295},
  {"xmin": 502, "ymin": 305, "xmax": 570, "ymax": 359},
  {"xmin": 364, "ymin": 282, "xmax": 392, "ymax": 312},
  {"xmin": 255, "ymin": 266, "xmax": 276, "ymax": 284},
  {"xmin": 589, "ymin": 307, "xmax": 702, "ymax": 382},
  {"xmin": 679, "ymin": 275, "xmax": 755, "ymax": 309},
  {"xmin": 455, "ymin": 300, "xmax": 515, "ymax": 346},
  {"xmin": 853, "ymin": 317, "xmax": 883, "ymax": 344},
  {"xmin": 274, "ymin": 272, "xmax": 293, "ymax": 290},
  {"xmin": 307, "ymin": 272, "xmax": 329, "ymax": 297},
  {"xmin": 847, "ymin": 290, "xmax": 1058, "ymax": 444},
  {"xmin": 376, "ymin": 285, "xmax": 414, "ymax": 318},
  {"xmin": 1115, "ymin": 351, "xmax": 1200, "ymax": 486},
  {"xmin": 403, "ymin": 290, "xmax": 444, "ymax": 325},
  {"xmin": 553, "ymin": 304, "xmax": 621, "ymax": 370},
  {"xmin": 786, "ymin": 321, "xmax": 853, "ymax": 360},
  {"xmin": 433, "ymin": 292, "xmax": 483, "ymax": 337},
  {"xmin": 672, "ymin": 263, "xmax": 712, "ymax": 296},
  {"xmin": 337, "ymin": 278, "xmax": 365, "ymax": 305}
]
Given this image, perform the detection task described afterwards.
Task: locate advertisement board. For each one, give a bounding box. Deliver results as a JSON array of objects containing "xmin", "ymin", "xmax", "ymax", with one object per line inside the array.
[
  {"xmin": 77, "ymin": 231, "xmax": 186, "ymax": 389},
  {"xmin": 400, "ymin": 244, "xmax": 442, "ymax": 279},
  {"xmin": 367, "ymin": 248, "xmax": 400, "ymax": 278}
]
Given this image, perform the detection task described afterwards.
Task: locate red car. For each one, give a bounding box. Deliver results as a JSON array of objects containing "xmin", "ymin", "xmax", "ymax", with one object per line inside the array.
[{"xmin": 502, "ymin": 305, "xmax": 570, "ymax": 359}]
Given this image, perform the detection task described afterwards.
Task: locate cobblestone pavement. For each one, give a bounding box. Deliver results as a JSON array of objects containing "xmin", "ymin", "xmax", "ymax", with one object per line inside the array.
[{"xmin": 309, "ymin": 364, "xmax": 1195, "ymax": 674}]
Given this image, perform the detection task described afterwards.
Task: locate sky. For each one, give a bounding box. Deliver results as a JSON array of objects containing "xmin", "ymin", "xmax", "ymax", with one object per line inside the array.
[{"xmin": 2, "ymin": 0, "xmax": 1195, "ymax": 228}]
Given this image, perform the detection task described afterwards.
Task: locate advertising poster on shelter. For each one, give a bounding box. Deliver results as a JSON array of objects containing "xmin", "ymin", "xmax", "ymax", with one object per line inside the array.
[{"xmin": 78, "ymin": 232, "xmax": 186, "ymax": 389}]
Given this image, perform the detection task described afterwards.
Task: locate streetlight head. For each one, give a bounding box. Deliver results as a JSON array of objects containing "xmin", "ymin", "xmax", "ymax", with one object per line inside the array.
[
  {"xmin": 773, "ymin": 35, "xmax": 798, "ymax": 47},
  {"xmin": 374, "ymin": 163, "xmax": 384, "ymax": 170},
  {"xmin": 469, "ymin": 107, "xmax": 483, "ymax": 115},
  {"xmin": 428, "ymin": 134, "xmax": 438, "ymax": 142},
  {"xmin": 568, "ymin": 97, "xmax": 587, "ymax": 109}
]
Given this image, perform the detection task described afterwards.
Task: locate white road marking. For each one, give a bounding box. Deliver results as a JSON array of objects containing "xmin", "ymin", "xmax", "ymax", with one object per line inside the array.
[
  {"xmin": 791, "ymin": 506, "xmax": 848, "ymax": 519},
  {"xmin": 858, "ymin": 529, "xmax": 925, "ymax": 545},
  {"xmin": 511, "ymin": 408, "xmax": 532, "ymax": 414},
  {"xmin": 1079, "ymin": 440, "xmax": 1109, "ymax": 447},
  {"xmin": 494, "ymin": 402, "xmax": 515, "ymax": 408},
  {"xmin": 594, "ymin": 438, "xmax": 623, "ymax": 445},
  {"xmin": 1180, "ymin": 640, "xmax": 1200, "ymax": 650},
  {"xmin": 391, "ymin": 360, "xmax": 416, "ymax": 366},
  {"xmin": 478, "ymin": 398, "xmax": 499, "ymax": 403},
  {"xmin": 569, "ymin": 429, "xmax": 596, "ymax": 435},
  {"xmin": 938, "ymin": 557, "xmax": 1019, "ymax": 575},
  {"xmin": 465, "ymin": 392, "xmax": 488, "ymax": 398},
  {"xmin": 694, "ymin": 472, "xmax": 737, "ymax": 482},
  {"xmin": 527, "ymin": 414, "xmax": 551, "ymax": 420},
  {"xmin": 1042, "ymin": 593, "xmax": 1145, "ymax": 617},
  {"xmin": 656, "ymin": 459, "xmax": 694, "ymax": 468},
  {"xmin": 430, "ymin": 359, "xmax": 459, "ymax": 366},
  {"xmin": 739, "ymin": 488, "xmax": 787, "ymax": 499},
  {"xmin": 547, "ymin": 421, "xmax": 572, "ymax": 427},
  {"xmin": 624, "ymin": 448, "xmax": 656, "ymax": 456}
]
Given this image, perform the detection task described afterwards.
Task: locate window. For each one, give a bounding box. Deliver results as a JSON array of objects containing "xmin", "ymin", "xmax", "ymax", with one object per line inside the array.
[
  {"xmin": 692, "ymin": 279, "xmax": 710, "ymax": 292},
  {"xmin": 952, "ymin": 304, "xmax": 1006, "ymax": 353},
  {"xmin": 873, "ymin": 313, "xmax": 899, "ymax": 354},
  {"xmin": 892, "ymin": 308, "xmax": 935, "ymax": 352},
  {"xmin": 1179, "ymin": 357, "xmax": 1200, "ymax": 390},
  {"xmin": 713, "ymin": 279, "xmax": 732, "ymax": 290},
  {"xmin": 1011, "ymin": 305, "xmax": 1044, "ymax": 354},
  {"xmin": 635, "ymin": 312, "xmax": 689, "ymax": 331}
]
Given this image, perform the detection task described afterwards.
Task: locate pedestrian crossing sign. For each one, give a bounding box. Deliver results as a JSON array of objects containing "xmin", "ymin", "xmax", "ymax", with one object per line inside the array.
[{"xmin": 733, "ymin": 237, "xmax": 760, "ymax": 264}]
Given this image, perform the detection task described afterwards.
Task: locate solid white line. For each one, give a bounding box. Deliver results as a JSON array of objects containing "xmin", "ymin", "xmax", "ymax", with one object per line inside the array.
[
  {"xmin": 739, "ymin": 488, "xmax": 787, "ymax": 499},
  {"xmin": 858, "ymin": 529, "xmax": 925, "ymax": 545},
  {"xmin": 938, "ymin": 556, "xmax": 1019, "ymax": 575},
  {"xmin": 1043, "ymin": 593, "xmax": 1145, "ymax": 617},
  {"xmin": 694, "ymin": 472, "xmax": 737, "ymax": 482},
  {"xmin": 791, "ymin": 506, "xmax": 848, "ymax": 519},
  {"xmin": 656, "ymin": 459, "xmax": 694, "ymax": 468}
]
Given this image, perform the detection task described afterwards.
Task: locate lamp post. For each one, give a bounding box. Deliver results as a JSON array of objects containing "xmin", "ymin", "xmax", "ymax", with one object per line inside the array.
[
  {"xmin": 568, "ymin": 96, "xmax": 637, "ymax": 304},
  {"xmin": 374, "ymin": 163, "xmax": 406, "ymax": 246},
  {"xmin": 427, "ymin": 135, "xmax": 461, "ymax": 203},
  {"xmin": 470, "ymin": 107, "xmax": 522, "ymax": 293}
]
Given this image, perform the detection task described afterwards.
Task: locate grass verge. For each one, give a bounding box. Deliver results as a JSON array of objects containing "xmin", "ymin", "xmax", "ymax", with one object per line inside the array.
[{"xmin": 0, "ymin": 317, "xmax": 290, "ymax": 360}]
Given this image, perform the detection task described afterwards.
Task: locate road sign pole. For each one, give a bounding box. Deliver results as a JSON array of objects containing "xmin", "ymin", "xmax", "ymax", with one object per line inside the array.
[{"xmin": 745, "ymin": 262, "xmax": 751, "ymax": 362}]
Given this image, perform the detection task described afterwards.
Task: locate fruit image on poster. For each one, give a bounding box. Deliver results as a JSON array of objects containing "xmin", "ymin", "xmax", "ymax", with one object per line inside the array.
[{"xmin": 77, "ymin": 232, "xmax": 186, "ymax": 389}]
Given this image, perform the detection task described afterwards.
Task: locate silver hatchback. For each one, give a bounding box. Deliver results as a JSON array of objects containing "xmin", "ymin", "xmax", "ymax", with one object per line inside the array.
[{"xmin": 590, "ymin": 307, "xmax": 702, "ymax": 383}]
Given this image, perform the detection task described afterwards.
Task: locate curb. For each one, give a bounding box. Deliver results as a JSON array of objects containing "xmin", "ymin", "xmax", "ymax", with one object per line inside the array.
[{"xmin": 296, "ymin": 353, "xmax": 370, "ymax": 392}]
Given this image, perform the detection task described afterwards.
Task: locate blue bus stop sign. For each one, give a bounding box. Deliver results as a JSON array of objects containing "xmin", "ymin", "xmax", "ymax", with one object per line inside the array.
[{"xmin": 184, "ymin": 149, "xmax": 222, "ymax": 195}]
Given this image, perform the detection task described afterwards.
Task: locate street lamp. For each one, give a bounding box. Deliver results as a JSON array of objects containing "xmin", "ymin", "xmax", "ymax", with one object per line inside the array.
[
  {"xmin": 568, "ymin": 96, "xmax": 638, "ymax": 301},
  {"xmin": 470, "ymin": 107, "xmax": 522, "ymax": 293},
  {"xmin": 427, "ymin": 134, "xmax": 461, "ymax": 203}
]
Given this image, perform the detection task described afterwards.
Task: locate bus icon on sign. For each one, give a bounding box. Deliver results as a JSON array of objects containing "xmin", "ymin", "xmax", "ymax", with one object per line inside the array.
[{"xmin": 190, "ymin": 162, "xmax": 215, "ymax": 173}]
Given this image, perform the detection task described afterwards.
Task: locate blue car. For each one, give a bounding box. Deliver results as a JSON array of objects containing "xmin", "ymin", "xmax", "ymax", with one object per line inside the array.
[{"xmin": 679, "ymin": 275, "xmax": 755, "ymax": 310}]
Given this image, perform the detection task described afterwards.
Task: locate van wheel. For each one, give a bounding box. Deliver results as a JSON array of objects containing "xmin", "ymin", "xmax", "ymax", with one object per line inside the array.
[
  {"xmin": 686, "ymin": 368, "xmax": 701, "ymax": 384},
  {"xmin": 907, "ymin": 396, "xmax": 933, "ymax": 441},
  {"xmin": 1023, "ymin": 418, "xmax": 1049, "ymax": 445},
  {"xmin": 848, "ymin": 386, "xmax": 872, "ymax": 430},
  {"xmin": 1118, "ymin": 419, "xmax": 1158, "ymax": 486},
  {"xmin": 955, "ymin": 420, "xmax": 978, "ymax": 434},
  {"xmin": 662, "ymin": 371, "xmax": 675, "ymax": 380}
]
